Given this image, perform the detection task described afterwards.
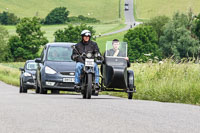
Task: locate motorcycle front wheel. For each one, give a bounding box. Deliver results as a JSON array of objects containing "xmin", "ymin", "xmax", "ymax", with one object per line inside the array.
[{"xmin": 86, "ymin": 73, "xmax": 92, "ymax": 99}]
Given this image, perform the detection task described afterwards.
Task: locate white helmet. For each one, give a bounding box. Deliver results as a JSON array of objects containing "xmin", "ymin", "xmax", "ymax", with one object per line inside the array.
[{"xmin": 81, "ymin": 30, "xmax": 91, "ymax": 37}]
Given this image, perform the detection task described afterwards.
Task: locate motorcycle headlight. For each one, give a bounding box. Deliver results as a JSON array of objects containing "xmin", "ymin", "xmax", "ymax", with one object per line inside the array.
[
  {"xmin": 24, "ymin": 72, "xmax": 31, "ymax": 77},
  {"xmin": 45, "ymin": 66, "xmax": 56, "ymax": 74},
  {"xmin": 86, "ymin": 53, "xmax": 92, "ymax": 58}
]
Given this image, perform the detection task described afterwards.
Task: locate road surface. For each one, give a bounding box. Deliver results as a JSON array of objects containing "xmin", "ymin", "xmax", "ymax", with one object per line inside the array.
[
  {"xmin": 101, "ymin": 0, "xmax": 141, "ymax": 37},
  {"xmin": 0, "ymin": 81, "xmax": 200, "ymax": 133}
]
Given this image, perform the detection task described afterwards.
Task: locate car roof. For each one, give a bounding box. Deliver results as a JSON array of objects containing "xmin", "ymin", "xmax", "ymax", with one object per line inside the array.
[{"xmin": 45, "ymin": 42, "xmax": 76, "ymax": 47}]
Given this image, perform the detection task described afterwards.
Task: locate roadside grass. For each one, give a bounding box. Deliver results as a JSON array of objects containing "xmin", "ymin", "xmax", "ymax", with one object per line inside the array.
[
  {"xmin": 0, "ymin": 0, "xmax": 121, "ymax": 22},
  {"xmin": 1, "ymin": 60, "xmax": 200, "ymax": 105},
  {"xmin": 0, "ymin": 63, "xmax": 23, "ymax": 86},
  {"xmin": 103, "ymin": 60, "xmax": 200, "ymax": 105},
  {"xmin": 134, "ymin": 0, "xmax": 200, "ymax": 21}
]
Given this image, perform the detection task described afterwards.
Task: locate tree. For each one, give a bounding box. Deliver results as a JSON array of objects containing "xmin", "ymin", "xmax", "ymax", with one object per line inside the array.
[
  {"xmin": 123, "ymin": 25, "xmax": 161, "ymax": 62},
  {"xmin": 0, "ymin": 26, "xmax": 13, "ymax": 62},
  {"xmin": 194, "ymin": 13, "xmax": 200, "ymax": 40},
  {"xmin": 144, "ymin": 16, "xmax": 170, "ymax": 44},
  {"xmin": 160, "ymin": 12, "xmax": 200, "ymax": 59},
  {"xmin": 9, "ymin": 17, "xmax": 48, "ymax": 61},
  {"xmin": 0, "ymin": 11, "xmax": 19, "ymax": 25},
  {"xmin": 44, "ymin": 7, "xmax": 69, "ymax": 24},
  {"xmin": 54, "ymin": 24, "xmax": 96, "ymax": 43}
]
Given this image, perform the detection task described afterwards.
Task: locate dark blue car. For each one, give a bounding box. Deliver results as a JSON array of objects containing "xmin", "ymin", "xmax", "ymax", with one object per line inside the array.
[
  {"xmin": 19, "ymin": 60, "xmax": 37, "ymax": 93},
  {"xmin": 35, "ymin": 42, "xmax": 76, "ymax": 94}
]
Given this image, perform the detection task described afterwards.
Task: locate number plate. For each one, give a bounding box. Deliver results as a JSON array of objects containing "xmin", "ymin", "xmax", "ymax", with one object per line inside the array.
[
  {"xmin": 85, "ymin": 59, "xmax": 94, "ymax": 67},
  {"xmin": 63, "ymin": 77, "xmax": 75, "ymax": 82}
]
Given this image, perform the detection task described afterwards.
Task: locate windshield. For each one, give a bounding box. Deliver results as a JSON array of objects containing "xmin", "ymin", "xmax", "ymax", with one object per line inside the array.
[
  {"xmin": 105, "ymin": 41, "xmax": 127, "ymax": 58},
  {"xmin": 26, "ymin": 62, "xmax": 37, "ymax": 70},
  {"xmin": 47, "ymin": 46, "xmax": 73, "ymax": 61}
]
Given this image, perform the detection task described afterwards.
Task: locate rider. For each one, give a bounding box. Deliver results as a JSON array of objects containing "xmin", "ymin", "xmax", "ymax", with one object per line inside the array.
[{"xmin": 71, "ymin": 30, "xmax": 100, "ymax": 89}]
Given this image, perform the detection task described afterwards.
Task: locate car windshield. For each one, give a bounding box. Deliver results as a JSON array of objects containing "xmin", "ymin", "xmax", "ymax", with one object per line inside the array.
[
  {"xmin": 26, "ymin": 62, "xmax": 37, "ymax": 70},
  {"xmin": 47, "ymin": 46, "xmax": 73, "ymax": 61},
  {"xmin": 105, "ymin": 41, "xmax": 127, "ymax": 58}
]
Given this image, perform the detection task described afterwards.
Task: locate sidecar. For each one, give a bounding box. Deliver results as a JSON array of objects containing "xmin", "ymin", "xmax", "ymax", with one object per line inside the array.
[{"xmin": 100, "ymin": 41, "xmax": 136, "ymax": 99}]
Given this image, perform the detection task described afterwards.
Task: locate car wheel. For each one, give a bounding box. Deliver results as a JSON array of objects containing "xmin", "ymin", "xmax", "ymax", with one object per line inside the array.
[
  {"xmin": 39, "ymin": 81, "xmax": 47, "ymax": 94},
  {"xmin": 19, "ymin": 79, "xmax": 22, "ymax": 93},
  {"xmin": 21, "ymin": 82, "xmax": 27, "ymax": 93},
  {"xmin": 35, "ymin": 80, "xmax": 40, "ymax": 94},
  {"xmin": 51, "ymin": 90, "xmax": 59, "ymax": 94}
]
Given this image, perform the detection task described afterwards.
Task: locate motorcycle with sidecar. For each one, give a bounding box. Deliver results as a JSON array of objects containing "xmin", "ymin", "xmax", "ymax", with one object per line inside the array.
[
  {"xmin": 71, "ymin": 41, "xmax": 136, "ymax": 99},
  {"xmin": 100, "ymin": 41, "xmax": 136, "ymax": 99}
]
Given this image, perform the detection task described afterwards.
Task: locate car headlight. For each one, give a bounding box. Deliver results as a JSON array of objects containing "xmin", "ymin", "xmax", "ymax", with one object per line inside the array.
[
  {"xmin": 45, "ymin": 66, "xmax": 56, "ymax": 74},
  {"xmin": 24, "ymin": 72, "xmax": 32, "ymax": 77}
]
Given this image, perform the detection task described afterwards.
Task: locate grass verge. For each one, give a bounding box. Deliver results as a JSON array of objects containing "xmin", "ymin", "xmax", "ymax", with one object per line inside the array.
[
  {"xmin": 1, "ymin": 60, "xmax": 200, "ymax": 105},
  {"xmin": 0, "ymin": 63, "xmax": 23, "ymax": 86}
]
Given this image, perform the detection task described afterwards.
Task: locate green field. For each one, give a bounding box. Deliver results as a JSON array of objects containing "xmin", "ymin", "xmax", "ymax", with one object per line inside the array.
[
  {"xmin": 0, "ymin": 0, "xmax": 122, "ymax": 22},
  {"xmin": 134, "ymin": 0, "xmax": 200, "ymax": 20},
  {"xmin": 4, "ymin": 23, "xmax": 126, "ymax": 42}
]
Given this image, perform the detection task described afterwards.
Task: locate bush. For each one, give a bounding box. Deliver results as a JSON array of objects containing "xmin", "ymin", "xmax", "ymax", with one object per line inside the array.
[
  {"xmin": 54, "ymin": 24, "xmax": 96, "ymax": 43},
  {"xmin": 123, "ymin": 25, "xmax": 161, "ymax": 62},
  {"xmin": 144, "ymin": 15, "xmax": 170, "ymax": 44},
  {"xmin": 160, "ymin": 12, "xmax": 200, "ymax": 59},
  {"xmin": 44, "ymin": 7, "xmax": 69, "ymax": 24},
  {"xmin": 0, "ymin": 26, "xmax": 13, "ymax": 62},
  {"xmin": 9, "ymin": 17, "xmax": 48, "ymax": 61}
]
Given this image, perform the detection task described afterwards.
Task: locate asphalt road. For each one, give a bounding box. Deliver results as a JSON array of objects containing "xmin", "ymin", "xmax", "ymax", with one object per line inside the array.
[
  {"xmin": 101, "ymin": 0, "xmax": 141, "ymax": 37},
  {"xmin": 0, "ymin": 81, "xmax": 200, "ymax": 133}
]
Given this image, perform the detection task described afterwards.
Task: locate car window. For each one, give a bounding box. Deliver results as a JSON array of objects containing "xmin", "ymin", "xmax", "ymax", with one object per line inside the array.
[
  {"xmin": 47, "ymin": 46, "xmax": 73, "ymax": 61},
  {"xmin": 26, "ymin": 63, "xmax": 37, "ymax": 70}
]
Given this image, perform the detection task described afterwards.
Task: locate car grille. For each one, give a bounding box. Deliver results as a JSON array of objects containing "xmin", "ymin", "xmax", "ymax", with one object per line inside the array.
[
  {"xmin": 60, "ymin": 72, "xmax": 70, "ymax": 75},
  {"xmin": 27, "ymin": 79, "xmax": 34, "ymax": 83},
  {"xmin": 57, "ymin": 82, "xmax": 74, "ymax": 87}
]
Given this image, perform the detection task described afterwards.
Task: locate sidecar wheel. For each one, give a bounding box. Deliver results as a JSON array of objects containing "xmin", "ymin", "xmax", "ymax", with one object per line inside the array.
[
  {"xmin": 128, "ymin": 92, "xmax": 133, "ymax": 99},
  {"xmin": 86, "ymin": 74, "xmax": 92, "ymax": 99}
]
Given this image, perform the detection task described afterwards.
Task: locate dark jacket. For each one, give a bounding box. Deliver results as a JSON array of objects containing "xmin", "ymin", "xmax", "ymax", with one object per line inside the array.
[
  {"xmin": 106, "ymin": 49, "xmax": 126, "ymax": 57},
  {"xmin": 71, "ymin": 40, "xmax": 100, "ymax": 63},
  {"xmin": 103, "ymin": 49, "xmax": 130, "ymax": 67}
]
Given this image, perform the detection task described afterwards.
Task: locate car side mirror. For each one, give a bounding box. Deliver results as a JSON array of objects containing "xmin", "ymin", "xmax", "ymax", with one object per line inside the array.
[
  {"xmin": 19, "ymin": 67, "xmax": 24, "ymax": 71},
  {"xmin": 35, "ymin": 58, "xmax": 42, "ymax": 63}
]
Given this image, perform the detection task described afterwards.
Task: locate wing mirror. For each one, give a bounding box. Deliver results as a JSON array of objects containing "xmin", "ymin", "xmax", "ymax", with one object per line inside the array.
[
  {"xmin": 19, "ymin": 67, "xmax": 24, "ymax": 71},
  {"xmin": 35, "ymin": 58, "xmax": 42, "ymax": 63}
]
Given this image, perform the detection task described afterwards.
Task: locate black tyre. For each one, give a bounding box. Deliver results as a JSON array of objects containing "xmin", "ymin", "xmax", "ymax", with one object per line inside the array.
[
  {"xmin": 35, "ymin": 80, "xmax": 40, "ymax": 94},
  {"xmin": 127, "ymin": 70, "xmax": 134, "ymax": 100},
  {"xmin": 86, "ymin": 74, "xmax": 92, "ymax": 99},
  {"xmin": 39, "ymin": 81, "xmax": 47, "ymax": 94},
  {"xmin": 128, "ymin": 91, "xmax": 133, "ymax": 99},
  {"xmin": 19, "ymin": 79, "xmax": 22, "ymax": 93},
  {"xmin": 21, "ymin": 83, "xmax": 27, "ymax": 93},
  {"xmin": 82, "ymin": 83, "xmax": 87, "ymax": 99},
  {"xmin": 51, "ymin": 90, "xmax": 59, "ymax": 94}
]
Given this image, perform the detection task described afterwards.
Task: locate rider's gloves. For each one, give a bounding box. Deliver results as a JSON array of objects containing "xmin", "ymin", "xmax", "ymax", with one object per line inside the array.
[{"xmin": 72, "ymin": 54, "xmax": 79, "ymax": 61}]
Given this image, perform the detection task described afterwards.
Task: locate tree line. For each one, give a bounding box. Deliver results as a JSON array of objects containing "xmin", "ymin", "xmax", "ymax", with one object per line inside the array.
[
  {"xmin": 124, "ymin": 10, "xmax": 200, "ymax": 62},
  {"xmin": 0, "ymin": 7, "xmax": 100, "ymax": 25},
  {"xmin": 1, "ymin": 10, "xmax": 200, "ymax": 62}
]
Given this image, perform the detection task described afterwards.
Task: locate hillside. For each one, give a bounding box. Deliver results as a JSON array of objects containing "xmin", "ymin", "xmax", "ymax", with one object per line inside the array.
[
  {"xmin": 135, "ymin": 0, "xmax": 200, "ymax": 20},
  {"xmin": 0, "ymin": 0, "xmax": 120, "ymax": 22}
]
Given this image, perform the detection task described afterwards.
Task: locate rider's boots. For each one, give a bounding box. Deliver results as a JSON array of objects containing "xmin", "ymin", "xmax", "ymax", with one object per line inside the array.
[{"xmin": 74, "ymin": 84, "xmax": 81, "ymax": 92}]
